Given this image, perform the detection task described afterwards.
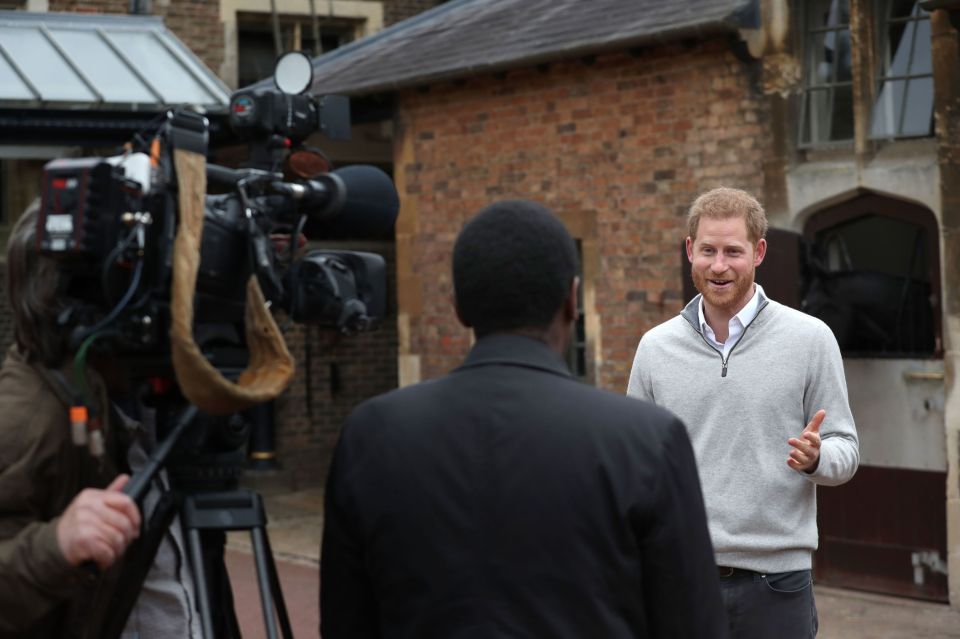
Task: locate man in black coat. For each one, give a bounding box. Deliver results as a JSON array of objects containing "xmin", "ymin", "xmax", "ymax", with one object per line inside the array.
[{"xmin": 320, "ymin": 200, "xmax": 725, "ymax": 638}]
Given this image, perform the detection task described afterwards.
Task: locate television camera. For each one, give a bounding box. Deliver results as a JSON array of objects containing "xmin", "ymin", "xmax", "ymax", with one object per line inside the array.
[
  {"xmin": 30, "ymin": 52, "xmax": 400, "ymax": 639},
  {"xmin": 36, "ymin": 53, "xmax": 397, "ymax": 368}
]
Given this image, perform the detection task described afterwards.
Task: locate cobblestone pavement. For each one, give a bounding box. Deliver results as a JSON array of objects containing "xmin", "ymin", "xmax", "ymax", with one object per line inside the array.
[{"xmin": 225, "ymin": 487, "xmax": 960, "ymax": 639}]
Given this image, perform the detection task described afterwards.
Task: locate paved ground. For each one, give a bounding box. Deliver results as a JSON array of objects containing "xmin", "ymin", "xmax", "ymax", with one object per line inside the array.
[
  {"xmin": 816, "ymin": 586, "xmax": 960, "ymax": 638},
  {"xmin": 225, "ymin": 549, "xmax": 319, "ymax": 639},
  {"xmin": 224, "ymin": 486, "xmax": 960, "ymax": 638},
  {"xmin": 225, "ymin": 487, "xmax": 323, "ymax": 639}
]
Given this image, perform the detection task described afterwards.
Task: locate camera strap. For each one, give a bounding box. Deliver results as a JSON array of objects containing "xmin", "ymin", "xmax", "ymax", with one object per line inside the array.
[{"xmin": 167, "ymin": 111, "xmax": 294, "ymax": 415}]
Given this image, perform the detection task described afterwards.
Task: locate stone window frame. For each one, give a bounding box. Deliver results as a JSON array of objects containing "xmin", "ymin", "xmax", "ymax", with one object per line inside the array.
[
  {"xmin": 565, "ymin": 240, "xmax": 587, "ymax": 380},
  {"xmin": 236, "ymin": 13, "xmax": 357, "ymax": 90},
  {"xmin": 798, "ymin": 0, "xmax": 855, "ymax": 147},
  {"xmin": 868, "ymin": 0, "xmax": 935, "ymax": 139},
  {"xmin": 797, "ymin": 0, "xmax": 935, "ymax": 150},
  {"xmin": 219, "ymin": 0, "xmax": 384, "ymax": 90},
  {"xmin": 554, "ymin": 213, "xmax": 598, "ymax": 387}
]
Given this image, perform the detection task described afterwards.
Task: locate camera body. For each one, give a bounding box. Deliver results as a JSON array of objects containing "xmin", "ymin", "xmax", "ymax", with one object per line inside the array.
[
  {"xmin": 34, "ymin": 54, "xmax": 397, "ymax": 377},
  {"xmin": 229, "ymin": 89, "xmax": 351, "ymax": 143}
]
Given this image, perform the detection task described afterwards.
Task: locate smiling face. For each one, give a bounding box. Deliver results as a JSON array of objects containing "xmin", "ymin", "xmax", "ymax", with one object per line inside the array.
[{"xmin": 686, "ymin": 215, "xmax": 766, "ymax": 320}]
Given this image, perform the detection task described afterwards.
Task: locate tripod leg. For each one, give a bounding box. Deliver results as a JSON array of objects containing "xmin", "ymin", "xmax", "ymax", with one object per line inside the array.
[
  {"xmin": 187, "ymin": 527, "xmax": 216, "ymax": 639},
  {"xmin": 182, "ymin": 490, "xmax": 291, "ymax": 639},
  {"xmin": 259, "ymin": 530, "xmax": 294, "ymax": 639},
  {"xmin": 188, "ymin": 527, "xmax": 244, "ymax": 639},
  {"xmin": 251, "ymin": 527, "xmax": 281, "ymax": 639}
]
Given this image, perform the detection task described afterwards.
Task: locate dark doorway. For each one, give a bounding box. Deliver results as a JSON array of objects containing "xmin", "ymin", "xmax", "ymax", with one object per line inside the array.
[{"xmin": 805, "ymin": 193, "xmax": 947, "ymax": 602}]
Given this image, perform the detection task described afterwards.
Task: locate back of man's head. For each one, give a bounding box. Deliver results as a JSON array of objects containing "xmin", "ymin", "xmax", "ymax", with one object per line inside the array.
[{"xmin": 453, "ymin": 200, "xmax": 577, "ymax": 338}]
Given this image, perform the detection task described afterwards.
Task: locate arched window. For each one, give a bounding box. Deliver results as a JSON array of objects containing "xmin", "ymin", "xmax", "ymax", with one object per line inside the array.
[{"xmin": 802, "ymin": 193, "xmax": 940, "ymax": 357}]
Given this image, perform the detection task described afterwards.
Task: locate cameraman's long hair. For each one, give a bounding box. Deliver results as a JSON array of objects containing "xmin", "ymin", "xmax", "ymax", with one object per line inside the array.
[{"xmin": 5, "ymin": 199, "xmax": 68, "ymax": 367}]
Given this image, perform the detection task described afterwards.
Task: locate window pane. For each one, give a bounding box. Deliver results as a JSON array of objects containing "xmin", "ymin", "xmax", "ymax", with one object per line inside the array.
[
  {"xmin": 901, "ymin": 76, "xmax": 934, "ymax": 136},
  {"xmin": 802, "ymin": 88, "xmax": 823, "ymax": 144},
  {"xmin": 51, "ymin": 30, "xmax": 156, "ymax": 103},
  {"xmin": 871, "ymin": 79, "xmax": 906, "ymax": 137},
  {"xmin": 871, "ymin": 2, "xmax": 932, "ymax": 139},
  {"xmin": 809, "ymin": 32, "xmax": 830, "ymax": 86},
  {"xmin": 802, "ymin": 87, "xmax": 854, "ymax": 144},
  {"xmin": 0, "ymin": 53, "xmax": 34, "ymax": 100},
  {"xmin": 832, "ymin": 29, "xmax": 852, "ymax": 82},
  {"xmin": 801, "ymin": 0, "xmax": 853, "ymax": 146},
  {"xmin": 884, "ymin": 19, "xmax": 907, "ymax": 75},
  {"xmin": 803, "ymin": 88, "xmax": 829, "ymax": 144},
  {"xmin": 910, "ymin": 16, "xmax": 932, "ymax": 75},
  {"xmin": 108, "ymin": 32, "xmax": 216, "ymax": 105},
  {"xmin": 830, "ymin": 84, "xmax": 855, "ymax": 140},
  {"xmin": 0, "ymin": 27, "xmax": 95, "ymax": 101},
  {"xmin": 811, "ymin": 0, "xmax": 850, "ymax": 28},
  {"xmin": 886, "ymin": 17, "xmax": 915, "ymax": 77},
  {"xmin": 808, "ymin": 31, "xmax": 852, "ymax": 86},
  {"xmin": 238, "ymin": 31, "xmax": 279, "ymax": 88},
  {"xmin": 237, "ymin": 17, "xmax": 354, "ymax": 89},
  {"xmin": 888, "ymin": 0, "xmax": 920, "ymax": 20}
]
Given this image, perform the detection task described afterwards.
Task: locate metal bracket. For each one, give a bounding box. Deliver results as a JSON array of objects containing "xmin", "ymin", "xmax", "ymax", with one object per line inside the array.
[
  {"xmin": 169, "ymin": 109, "xmax": 209, "ymax": 155},
  {"xmin": 903, "ymin": 370, "xmax": 945, "ymax": 381},
  {"xmin": 912, "ymin": 550, "xmax": 948, "ymax": 586}
]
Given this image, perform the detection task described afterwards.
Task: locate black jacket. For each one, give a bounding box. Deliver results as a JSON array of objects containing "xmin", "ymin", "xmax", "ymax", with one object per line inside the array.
[{"xmin": 321, "ymin": 334, "xmax": 725, "ymax": 638}]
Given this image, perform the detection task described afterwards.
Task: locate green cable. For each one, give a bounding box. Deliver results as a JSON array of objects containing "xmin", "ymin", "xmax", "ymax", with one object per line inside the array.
[{"xmin": 73, "ymin": 331, "xmax": 107, "ymax": 408}]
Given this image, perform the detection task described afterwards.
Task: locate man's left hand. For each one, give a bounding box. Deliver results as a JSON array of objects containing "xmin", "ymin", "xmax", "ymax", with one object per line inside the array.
[{"xmin": 787, "ymin": 409, "xmax": 824, "ymax": 473}]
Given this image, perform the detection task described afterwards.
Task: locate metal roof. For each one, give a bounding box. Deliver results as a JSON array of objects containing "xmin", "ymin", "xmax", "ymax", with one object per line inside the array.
[
  {"xmin": 0, "ymin": 11, "xmax": 231, "ymax": 111},
  {"xmin": 280, "ymin": 0, "xmax": 758, "ymax": 97}
]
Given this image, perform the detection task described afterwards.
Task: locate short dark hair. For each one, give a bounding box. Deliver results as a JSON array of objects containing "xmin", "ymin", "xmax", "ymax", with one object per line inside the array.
[
  {"xmin": 453, "ymin": 200, "xmax": 577, "ymax": 337},
  {"xmin": 5, "ymin": 199, "xmax": 68, "ymax": 367}
]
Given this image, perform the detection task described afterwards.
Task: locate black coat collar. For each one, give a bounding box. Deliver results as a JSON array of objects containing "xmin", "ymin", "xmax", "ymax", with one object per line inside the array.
[{"xmin": 456, "ymin": 333, "xmax": 573, "ymax": 379}]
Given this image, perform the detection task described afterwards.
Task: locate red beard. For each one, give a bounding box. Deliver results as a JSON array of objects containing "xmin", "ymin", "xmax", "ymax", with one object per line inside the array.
[{"xmin": 691, "ymin": 266, "xmax": 755, "ymax": 313}]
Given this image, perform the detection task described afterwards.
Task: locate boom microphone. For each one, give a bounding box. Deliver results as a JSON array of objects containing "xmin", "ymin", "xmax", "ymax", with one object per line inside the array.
[
  {"xmin": 207, "ymin": 163, "xmax": 399, "ymax": 238},
  {"xmin": 302, "ymin": 165, "xmax": 400, "ymax": 238}
]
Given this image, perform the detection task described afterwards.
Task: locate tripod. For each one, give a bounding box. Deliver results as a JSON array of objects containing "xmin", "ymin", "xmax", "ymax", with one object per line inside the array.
[{"xmin": 100, "ymin": 405, "xmax": 294, "ymax": 639}]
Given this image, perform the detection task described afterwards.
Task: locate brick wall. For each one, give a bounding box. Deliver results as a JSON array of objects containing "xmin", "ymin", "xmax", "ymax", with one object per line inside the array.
[
  {"xmin": 273, "ymin": 243, "xmax": 398, "ymax": 486},
  {"xmin": 48, "ymin": 0, "xmax": 224, "ymax": 76},
  {"xmin": 395, "ymin": 39, "xmax": 770, "ymax": 391},
  {"xmin": 382, "ymin": 0, "xmax": 442, "ymax": 26}
]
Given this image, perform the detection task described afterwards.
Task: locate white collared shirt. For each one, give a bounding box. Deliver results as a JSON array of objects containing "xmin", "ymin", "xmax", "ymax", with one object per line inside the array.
[{"xmin": 698, "ymin": 284, "xmax": 764, "ymax": 358}]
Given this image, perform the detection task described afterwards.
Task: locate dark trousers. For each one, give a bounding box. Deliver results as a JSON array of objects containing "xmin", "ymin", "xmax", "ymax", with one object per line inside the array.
[{"xmin": 719, "ymin": 568, "xmax": 818, "ymax": 639}]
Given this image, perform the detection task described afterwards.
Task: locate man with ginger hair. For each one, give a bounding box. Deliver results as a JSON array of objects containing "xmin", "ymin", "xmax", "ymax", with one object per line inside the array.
[{"xmin": 628, "ymin": 187, "xmax": 859, "ymax": 638}]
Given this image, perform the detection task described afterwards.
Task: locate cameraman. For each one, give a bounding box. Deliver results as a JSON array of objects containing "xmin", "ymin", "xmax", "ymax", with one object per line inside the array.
[{"xmin": 0, "ymin": 201, "xmax": 199, "ymax": 638}]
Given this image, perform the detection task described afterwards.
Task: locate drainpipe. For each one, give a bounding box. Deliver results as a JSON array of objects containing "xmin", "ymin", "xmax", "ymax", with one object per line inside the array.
[{"xmin": 922, "ymin": 0, "xmax": 960, "ymax": 609}]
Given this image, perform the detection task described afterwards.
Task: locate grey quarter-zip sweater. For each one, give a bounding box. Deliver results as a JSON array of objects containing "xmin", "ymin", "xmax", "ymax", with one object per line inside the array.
[{"xmin": 627, "ymin": 289, "xmax": 859, "ymax": 573}]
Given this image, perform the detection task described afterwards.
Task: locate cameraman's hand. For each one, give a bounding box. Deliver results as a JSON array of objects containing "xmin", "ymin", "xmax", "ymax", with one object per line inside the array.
[{"xmin": 56, "ymin": 474, "xmax": 141, "ymax": 570}]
